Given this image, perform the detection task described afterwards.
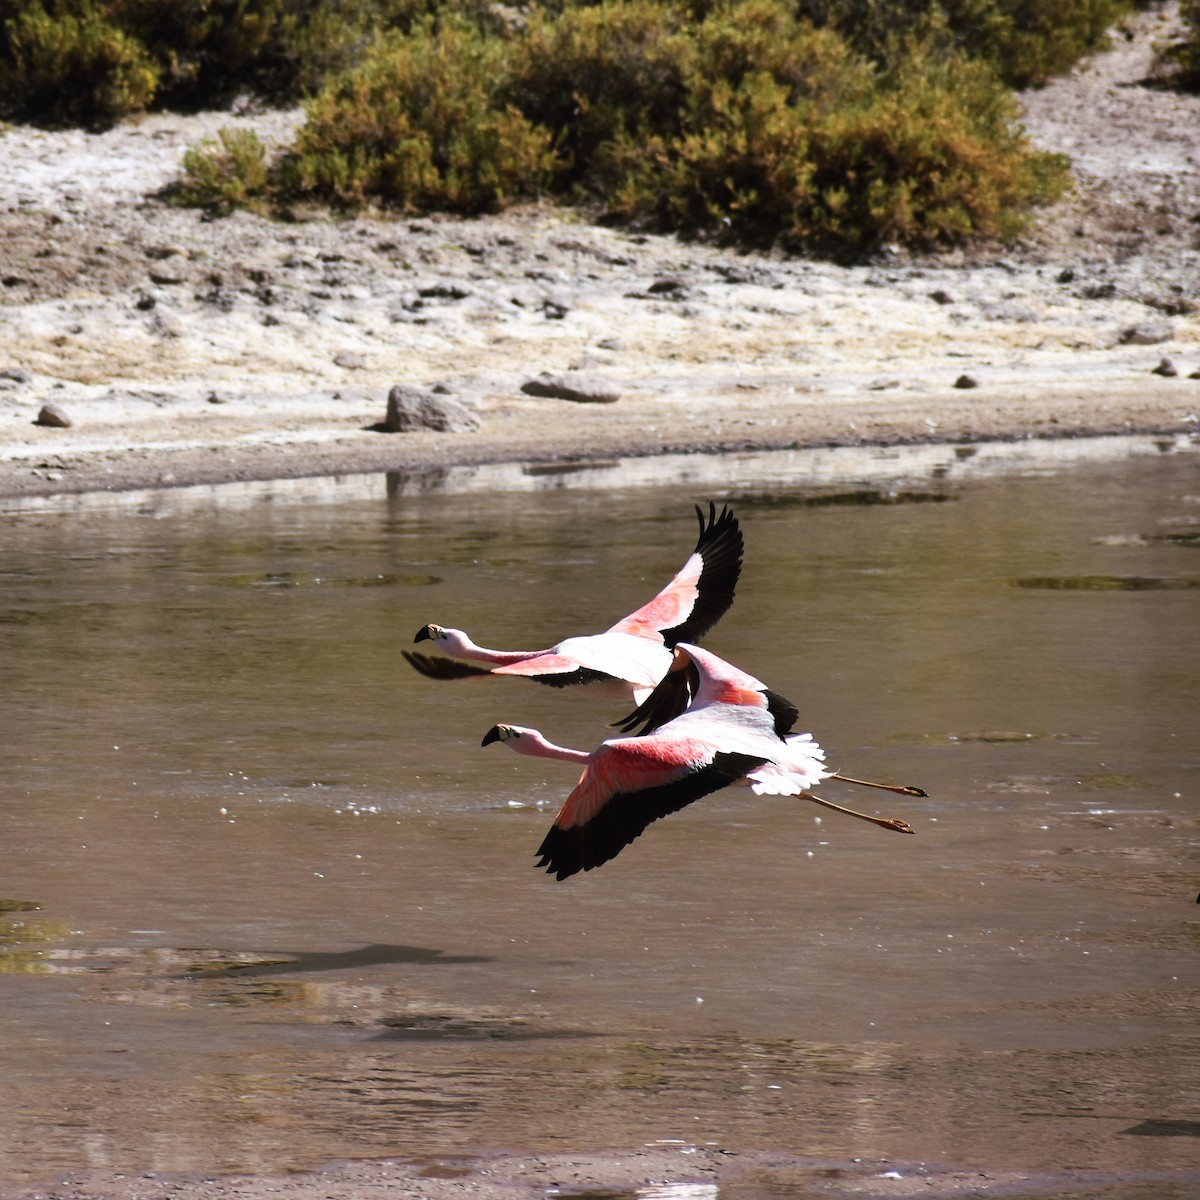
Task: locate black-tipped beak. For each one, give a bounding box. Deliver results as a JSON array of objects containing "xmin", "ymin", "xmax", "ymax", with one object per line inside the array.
[
  {"xmin": 414, "ymin": 625, "xmax": 433, "ymax": 643},
  {"xmin": 481, "ymin": 725, "xmax": 503, "ymax": 747}
]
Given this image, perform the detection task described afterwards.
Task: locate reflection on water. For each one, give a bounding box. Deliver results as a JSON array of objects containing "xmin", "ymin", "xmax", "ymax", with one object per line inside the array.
[{"xmin": 1, "ymin": 437, "xmax": 1198, "ymax": 1192}]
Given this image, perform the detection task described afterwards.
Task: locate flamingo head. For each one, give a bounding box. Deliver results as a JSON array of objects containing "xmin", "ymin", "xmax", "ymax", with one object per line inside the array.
[
  {"xmin": 482, "ymin": 723, "xmax": 518, "ymax": 747},
  {"xmin": 414, "ymin": 623, "xmax": 444, "ymax": 644}
]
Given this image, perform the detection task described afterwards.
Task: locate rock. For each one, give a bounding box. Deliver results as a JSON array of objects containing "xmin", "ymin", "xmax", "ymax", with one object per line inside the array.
[
  {"xmin": 1120, "ymin": 321, "xmax": 1174, "ymax": 345},
  {"xmin": 1, "ymin": 367, "xmax": 32, "ymax": 384},
  {"xmin": 384, "ymin": 385, "xmax": 480, "ymax": 433},
  {"xmin": 929, "ymin": 289, "xmax": 954, "ymax": 305},
  {"xmin": 334, "ymin": 351, "xmax": 366, "ymax": 370},
  {"xmin": 418, "ymin": 283, "xmax": 471, "ymax": 301},
  {"xmin": 520, "ymin": 373, "xmax": 622, "ymax": 404},
  {"xmin": 35, "ymin": 403, "xmax": 72, "ymax": 428},
  {"xmin": 953, "ymin": 374, "xmax": 980, "ymax": 389},
  {"xmin": 648, "ymin": 277, "xmax": 688, "ymax": 295},
  {"xmin": 713, "ymin": 263, "xmax": 780, "ymax": 287},
  {"xmin": 1151, "ymin": 356, "xmax": 1179, "ymax": 377}
]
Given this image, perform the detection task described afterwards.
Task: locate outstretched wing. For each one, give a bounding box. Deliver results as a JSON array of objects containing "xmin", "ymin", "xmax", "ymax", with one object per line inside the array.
[
  {"xmin": 489, "ymin": 653, "xmax": 619, "ymax": 688},
  {"xmin": 534, "ymin": 745, "xmax": 766, "ymax": 880},
  {"xmin": 608, "ymin": 502, "xmax": 743, "ymax": 647},
  {"xmin": 610, "ymin": 654, "xmax": 698, "ymax": 735},
  {"xmin": 402, "ymin": 650, "xmax": 495, "ymax": 680}
]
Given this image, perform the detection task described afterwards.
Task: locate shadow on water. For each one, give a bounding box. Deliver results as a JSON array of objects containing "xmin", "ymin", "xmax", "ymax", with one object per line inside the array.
[
  {"xmin": 1, "ymin": 435, "xmax": 1198, "ymax": 1192},
  {"xmin": 184, "ymin": 943, "xmax": 494, "ymax": 978}
]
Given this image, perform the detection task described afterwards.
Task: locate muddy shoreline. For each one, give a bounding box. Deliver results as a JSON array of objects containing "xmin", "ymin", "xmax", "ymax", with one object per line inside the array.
[
  {"xmin": 6, "ymin": 380, "xmax": 1198, "ymax": 502},
  {"xmin": 11, "ymin": 1147, "xmax": 1197, "ymax": 1200}
]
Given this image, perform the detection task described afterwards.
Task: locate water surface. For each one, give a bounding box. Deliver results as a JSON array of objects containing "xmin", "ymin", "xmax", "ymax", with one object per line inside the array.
[{"xmin": 2, "ymin": 437, "xmax": 1198, "ymax": 1192}]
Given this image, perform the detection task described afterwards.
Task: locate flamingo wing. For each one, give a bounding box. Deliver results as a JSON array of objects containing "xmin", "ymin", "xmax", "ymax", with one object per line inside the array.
[
  {"xmin": 608, "ymin": 503, "xmax": 743, "ymax": 647},
  {"xmin": 611, "ymin": 654, "xmax": 698, "ymax": 735},
  {"xmin": 610, "ymin": 642, "xmax": 800, "ymax": 740},
  {"xmin": 534, "ymin": 741, "xmax": 767, "ymax": 880},
  {"xmin": 488, "ymin": 653, "xmax": 619, "ymax": 688},
  {"xmin": 401, "ymin": 650, "xmax": 496, "ymax": 680}
]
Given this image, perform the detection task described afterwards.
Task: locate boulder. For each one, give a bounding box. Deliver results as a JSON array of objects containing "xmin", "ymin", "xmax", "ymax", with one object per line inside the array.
[
  {"xmin": 35, "ymin": 403, "xmax": 72, "ymax": 428},
  {"xmin": 1120, "ymin": 321, "xmax": 1174, "ymax": 346},
  {"xmin": 520, "ymin": 373, "xmax": 622, "ymax": 404},
  {"xmin": 384, "ymin": 385, "xmax": 479, "ymax": 433}
]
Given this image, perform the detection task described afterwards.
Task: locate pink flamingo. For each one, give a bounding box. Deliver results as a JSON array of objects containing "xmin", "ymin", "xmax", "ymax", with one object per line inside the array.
[
  {"xmin": 483, "ymin": 643, "xmax": 922, "ymax": 880},
  {"xmin": 404, "ymin": 503, "xmax": 742, "ymax": 702}
]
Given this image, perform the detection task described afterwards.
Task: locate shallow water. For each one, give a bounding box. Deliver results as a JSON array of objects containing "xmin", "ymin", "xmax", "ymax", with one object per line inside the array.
[{"xmin": 2, "ymin": 437, "xmax": 1198, "ymax": 1191}]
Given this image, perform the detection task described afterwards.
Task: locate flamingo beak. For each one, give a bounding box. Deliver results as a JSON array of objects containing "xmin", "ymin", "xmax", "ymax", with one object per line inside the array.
[
  {"xmin": 481, "ymin": 725, "xmax": 504, "ymax": 746},
  {"xmin": 414, "ymin": 625, "xmax": 433, "ymax": 643}
]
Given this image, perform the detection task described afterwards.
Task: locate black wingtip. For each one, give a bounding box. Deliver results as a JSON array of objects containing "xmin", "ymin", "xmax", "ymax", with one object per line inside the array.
[
  {"xmin": 660, "ymin": 502, "xmax": 744, "ymax": 649},
  {"xmin": 611, "ymin": 655, "xmax": 697, "ymax": 736}
]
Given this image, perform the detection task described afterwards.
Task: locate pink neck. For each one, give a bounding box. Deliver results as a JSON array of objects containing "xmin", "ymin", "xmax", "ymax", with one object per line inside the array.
[{"xmin": 510, "ymin": 729, "xmax": 590, "ymax": 764}]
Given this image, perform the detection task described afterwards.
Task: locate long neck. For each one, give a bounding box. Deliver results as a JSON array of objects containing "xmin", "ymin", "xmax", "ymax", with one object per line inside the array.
[
  {"xmin": 443, "ymin": 629, "xmax": 538, "ymax": 665},
  {"xmin": 508, "ymin": 729, "xmax": 590, "ymax": 764}
]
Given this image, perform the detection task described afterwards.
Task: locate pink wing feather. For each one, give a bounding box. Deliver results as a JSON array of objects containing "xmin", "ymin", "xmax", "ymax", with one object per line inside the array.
[{"xmin": 608, "ymin": 503, "xmax": 742, "ymax": 646}]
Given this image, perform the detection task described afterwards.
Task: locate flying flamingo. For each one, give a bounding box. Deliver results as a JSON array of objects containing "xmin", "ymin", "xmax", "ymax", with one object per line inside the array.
[
  {"xmin": 483, "ymin": 642, "xmax": 923, "ymax": 880},
  {"xmin": 404, "ymin": 502, "xmax": 742, "ymax": 703}
]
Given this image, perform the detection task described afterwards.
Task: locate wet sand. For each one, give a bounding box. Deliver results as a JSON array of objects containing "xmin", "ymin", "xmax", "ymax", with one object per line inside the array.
[{"xmin": 14, "ymin": 1147, "xmax": 1199, "ymax": 1200}]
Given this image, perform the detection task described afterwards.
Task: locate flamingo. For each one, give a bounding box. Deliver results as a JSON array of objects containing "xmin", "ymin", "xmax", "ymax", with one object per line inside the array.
[
  {"xmin": 404, "ymin": 502, "xmax": 742, "ymax": 702},
  {"xmin": 483, "ymin": 643, "xmax": 923, "ymax": 880}
]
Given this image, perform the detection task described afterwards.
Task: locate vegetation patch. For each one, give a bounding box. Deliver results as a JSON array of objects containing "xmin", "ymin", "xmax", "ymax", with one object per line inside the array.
[{"xmin": 6, "ymin": 1, "xmax": 1189, "ymax": 251}]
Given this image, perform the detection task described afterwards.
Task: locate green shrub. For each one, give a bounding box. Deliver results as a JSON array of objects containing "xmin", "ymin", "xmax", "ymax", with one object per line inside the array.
[
  {"xmin": 794, "ymin": 0, "xmax": 1131, "ymax": 87},
  {"xmin": 173, "ymin": 125, "xmax": 272, "ymax": 212},
  {"xmin": 597, "ymin": 4, "xmax": 870, "ymax": 232},
  {"xmin": 597, "ymin": 1, "xmax": 1069, "ymax": 248},
  {"xmin": 1, "ymin": 0, "xmax": 158, "ymax": 128},
  {"xmin": 108, "ymin": 0, "xmax": 282, "ymax": 110},
  {"xmin": 169, "ymin": 0, "xmax": 511, "ymax": 106},
  {"xmin": 512, "ymin": 0, "xmax": 695, "ymax": 188},
  {"xmin": 804, "ymin": 44, "xmax": 1070, "ymax": 245},
  {"xmin": 276, "ymin": 18, "xmax": 555, "ymax": 212},
  {"xmin": 0, "ymin": 0, "xmax": 507, "ymax": 127}
]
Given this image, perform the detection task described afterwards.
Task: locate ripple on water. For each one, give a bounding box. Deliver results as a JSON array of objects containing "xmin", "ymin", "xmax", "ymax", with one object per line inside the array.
[{"xmin": 1013, "ymin": 574, "xmax": 1200, "ymax": 590}]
